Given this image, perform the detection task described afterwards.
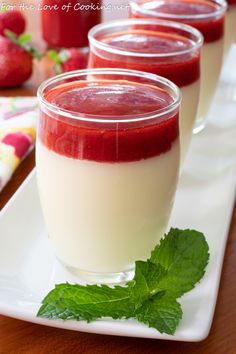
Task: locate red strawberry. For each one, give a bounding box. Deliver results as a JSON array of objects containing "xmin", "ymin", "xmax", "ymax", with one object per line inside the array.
[
  {"xmin": 48, "ymin": 48, "xmax": 87, "ymax": 74},
  {"xmin": 0, "ymin": 9, "xmax": 25, "ymax": 36},
  {"xmin": 0, "ymin": 31, "xmax": 41, "ymax": 88}
]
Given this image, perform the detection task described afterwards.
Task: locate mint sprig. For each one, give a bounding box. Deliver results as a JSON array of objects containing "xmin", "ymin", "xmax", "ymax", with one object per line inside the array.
[
  {"xmin": 135, "ymin": 292, "xmax": 183, "ymax": 334},
  {"xmin": 37, "ymin": 228, "xmax": 209, "ymax": 335},
  {"xmin": 150, "ymin": 228, "xmax": 209, "ymax": 297},
  {"xmin": 38, "ymin": 283, "xmax": 135, "ymax": 322}
]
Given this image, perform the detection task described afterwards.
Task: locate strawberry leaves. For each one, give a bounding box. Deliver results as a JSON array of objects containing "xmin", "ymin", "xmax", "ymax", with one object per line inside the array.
[
  {"xmin": 47, "ymin": 49, "xmax": 69, "ymax": 74},
  {"xmin": 4, "ymin": 29, "xmax": 42, "ymax": 59}
]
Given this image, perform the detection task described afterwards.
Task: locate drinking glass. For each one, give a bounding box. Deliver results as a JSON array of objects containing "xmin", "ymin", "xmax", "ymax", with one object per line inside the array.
[
  {"xmin": 88, "ymin": 19, "xmax": 202, "ymax": 163},
  {"xmin": 36, "ymin": 68, "xmax": 181, "ymax": 283},
  {"xmin": 130, "ymin": 0, "xmax": 227, "ymax": 133}
]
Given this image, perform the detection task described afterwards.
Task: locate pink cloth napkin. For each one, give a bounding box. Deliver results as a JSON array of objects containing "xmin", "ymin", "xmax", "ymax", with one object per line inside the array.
[{"xmin": 0, "ymin": 97, "xmax": 38, "ymax": 192}]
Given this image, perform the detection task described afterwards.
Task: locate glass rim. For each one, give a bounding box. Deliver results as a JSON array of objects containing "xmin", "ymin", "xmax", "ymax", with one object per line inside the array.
[
  {"xmin": 130, "ymin": 0, "xmax": 227, "ymax": 21},
  {"xmin": 37, "ymin": 68, "xmax": 181, "ymax": 124},
  {"xmin": 88, "ymin": 18, "xmax": 203, "ymax": 59}
]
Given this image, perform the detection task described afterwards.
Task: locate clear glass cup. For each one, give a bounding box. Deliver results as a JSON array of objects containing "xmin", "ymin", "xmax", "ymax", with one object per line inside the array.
[
  {"xmin": 88, "ymin": 19, "xmax": 202, "ymax": 164},
  {"xmin": 130, "ymin": 0, "xmax": 227, "ymax": 133},
  {"xmin": 36, "ymin": 68, "xmax": 181, "ymax": 284}
]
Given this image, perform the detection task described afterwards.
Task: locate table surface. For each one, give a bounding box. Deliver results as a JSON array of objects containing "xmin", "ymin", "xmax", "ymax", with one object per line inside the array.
[{"xmin": 0, "ymin": 4, "xmax": 236, "ymax": 354}]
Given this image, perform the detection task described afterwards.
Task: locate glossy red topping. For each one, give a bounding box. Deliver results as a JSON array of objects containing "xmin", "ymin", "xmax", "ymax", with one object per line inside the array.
[
  {"xmin": 142, "ymin": 0, "xmax": 216, "ymax": 15},
  {"xmin": 39, "ymin": 80, "xmax": 179, "ymax": 162},
  {"xmin": 131, "ymin": 0, "xmax": 225, "ymax": 42},
  {"xmin": 89, "ymin": 30, "xmax": 200, "ymax": 87},
  {"xmin": 227, "ymin": 0, "xmax": 236, "ymax": 4},
  {"xmin": 100, "ymin": 30, "xmax": 193, "ymax": 54}
]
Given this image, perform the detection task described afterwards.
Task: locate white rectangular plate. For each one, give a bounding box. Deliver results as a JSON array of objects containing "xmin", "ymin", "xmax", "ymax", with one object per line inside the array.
[{"xmin": 0, "ymin": 48, "xmax": 236, "ymax": 342}]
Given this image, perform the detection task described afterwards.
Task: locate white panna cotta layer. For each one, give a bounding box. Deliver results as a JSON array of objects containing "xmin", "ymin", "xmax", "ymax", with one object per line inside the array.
[
  {"xmin": 195, "ymin": 38, "xmax": 224, "ymax": 131},
  {"xmin": 180, "ymin": 79, "xmax": 200, "ymax": 162},
  {"xmin": 224, "ymin": 6, "xmax": 236, "ymax": 55},
  {"xmin": 36, "ymin": 139, "xmax": 180, "ymax": 273}
]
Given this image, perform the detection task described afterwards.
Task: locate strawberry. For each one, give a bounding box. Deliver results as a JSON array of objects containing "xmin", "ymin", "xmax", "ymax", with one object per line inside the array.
[
  {"xmin": 48, "ymin": 48, "xmax": 87, "ymax": 74},
  {"xmin": 0, "ymin": 31, "xmax": 42, "ymax": 88},
  {"xmin": 0, "ymin": 8, "xmax": 25, "ymax": 36}
]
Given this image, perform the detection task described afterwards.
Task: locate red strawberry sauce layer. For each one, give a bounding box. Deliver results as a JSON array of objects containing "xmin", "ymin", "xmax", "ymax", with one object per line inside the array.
[
  {"xmin": 89, "ymin": 30, "xmax": 200, "ymax": 87},
  {"xmin": 39, "ymin": 80, "xmax": 179, "ymax": 162},
  {"xmin": 132, "ymin": 0, "xmax": 224, "ymax": 42}
]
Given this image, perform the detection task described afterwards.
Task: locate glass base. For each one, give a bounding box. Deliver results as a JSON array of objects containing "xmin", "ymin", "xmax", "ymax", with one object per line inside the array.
[{"xmin": 67, "ymin": 266, "xmax": 135, "ymax": 284}]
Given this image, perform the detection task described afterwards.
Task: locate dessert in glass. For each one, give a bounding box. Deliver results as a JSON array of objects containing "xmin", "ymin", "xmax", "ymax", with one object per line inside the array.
[
  {"xmin": 130, "ymin": 0, "xmax": 227, "ymax": 133},
  {"xmin": 224, "ymin": 0, "xmax": 236, "ymax": 55},
  {"xmin": 88, "ymin": 19, "xmax": 202, "ymax": 163},
  {"xmin": 41, "ymin": 0, "xmax": 101, "ymax": 48},
  {"xmin": 36, "ymin": 68, "xmax": 181, "ymax": 283}
]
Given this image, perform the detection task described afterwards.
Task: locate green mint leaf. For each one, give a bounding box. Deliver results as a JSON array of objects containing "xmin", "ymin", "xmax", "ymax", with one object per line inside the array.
[
  {"xmin": 130, "ymin": 260, "xmax": 167, "ymax": 308},
  {"xmin": 135, "ymin": 293, "xmax": 182, "ymax": 335},
  {"xmin": 38, "ymin": 283, "xmax": 135, "ymax": 321},
  {"xmin": 150, "ymin": 228, "xmax": 209, "ymax": 297},
  {"xmin": 37, "ymin": 228, "xmax": 209, "ymax": 336}
]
